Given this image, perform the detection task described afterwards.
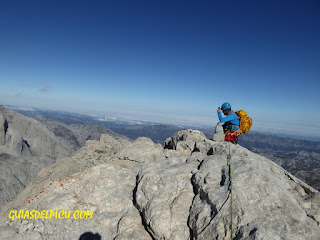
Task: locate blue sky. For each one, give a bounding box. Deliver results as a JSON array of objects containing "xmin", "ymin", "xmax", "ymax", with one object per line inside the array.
[{"xmin": 0, "ymin": 1, "xmax": 319, "ymax": 137}]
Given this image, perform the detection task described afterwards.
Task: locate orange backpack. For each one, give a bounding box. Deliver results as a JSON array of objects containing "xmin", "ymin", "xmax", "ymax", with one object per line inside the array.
[{"xmin": 235, "ymin": 110, "xmax": 252, "ymax": 134}]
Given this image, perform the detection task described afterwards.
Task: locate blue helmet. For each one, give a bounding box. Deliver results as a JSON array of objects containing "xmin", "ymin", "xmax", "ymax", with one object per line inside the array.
[{"xmin": 221, "ymin": 102, "xmax": 231, "ymax": 111}]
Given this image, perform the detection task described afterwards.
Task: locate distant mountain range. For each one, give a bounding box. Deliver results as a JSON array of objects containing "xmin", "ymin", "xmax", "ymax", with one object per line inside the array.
[
  {"xmin": 4, "ymin": 105, "xmax": 320, "ymax": 191},
  {"xmin": 0, "ymin": 106, "xmax": 128, "ymax": 210}
]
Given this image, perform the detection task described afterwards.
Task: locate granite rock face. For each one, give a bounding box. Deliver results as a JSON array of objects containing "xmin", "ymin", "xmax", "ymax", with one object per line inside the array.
[{"xmin": 1, "ymin": 129, "xmax": 319, "ymax": 240}]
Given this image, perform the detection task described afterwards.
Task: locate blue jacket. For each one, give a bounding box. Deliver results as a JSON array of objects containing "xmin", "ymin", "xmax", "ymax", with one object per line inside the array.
[{"xmin": 218, "ymin": 112, "xmax": 240, "ymax": 131}]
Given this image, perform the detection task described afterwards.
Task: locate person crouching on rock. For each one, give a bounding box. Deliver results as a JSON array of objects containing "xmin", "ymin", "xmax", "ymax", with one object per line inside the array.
[{"xmin": 217, "ymin": 102, "xmax": 240, "ymax": 144}]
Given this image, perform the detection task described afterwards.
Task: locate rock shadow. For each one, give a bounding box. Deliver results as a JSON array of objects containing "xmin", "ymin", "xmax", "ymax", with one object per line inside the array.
[{"xmin": 79, "ymin": 231, "xmax": 101, "ymax": 240}]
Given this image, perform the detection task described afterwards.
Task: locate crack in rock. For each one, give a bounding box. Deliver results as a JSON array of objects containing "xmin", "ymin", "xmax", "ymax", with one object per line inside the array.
[
  {"xmin": 132, "ymin": 174, "xmax": 156, "ymax": 240},
  {"xmin": 115, "ymin": 210, "xmax": 129, "ymax": 236},
  {"xmin": 187, "ymin": 160, "xmax": 203, "ymax": 239},
  {"xmin": 188, "ymin": 158, "xmax": 232, "ymax": 238},
  {"xmin": 4, "ymin": 118, "xmax": 8, "ymax": 136},
  {"xmin": 220, "ymin": 168, "xmax": 226, "ymax": 186}
]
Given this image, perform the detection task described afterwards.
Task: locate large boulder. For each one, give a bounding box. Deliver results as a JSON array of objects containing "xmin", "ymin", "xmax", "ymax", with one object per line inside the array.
[
  {"xmin": 135, "ymin": 159, "xmax": 198, "ymax": 239},
  {"xmin": 117, "ymin": 137, "xmax": 165, "ymax": 163}
]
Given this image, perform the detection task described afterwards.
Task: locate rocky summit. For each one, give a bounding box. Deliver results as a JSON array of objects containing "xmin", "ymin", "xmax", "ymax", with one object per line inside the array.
[{"xmin": 0, "ymin": 129, "xmax": 319, "ymax": 240}]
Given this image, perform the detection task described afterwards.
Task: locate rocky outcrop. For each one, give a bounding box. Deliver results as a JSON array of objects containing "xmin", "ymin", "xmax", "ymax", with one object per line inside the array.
[
  {"xmin": 34, "ymin": 115, "xmax": 129, "ymax": 151},
  {"xmin": 1, "ymin": 129, "xmax": 319, "ymax": 239},
  {"xmin": 0, "ymin": 106, "xmax": 74, "ymax": 210},
  {"xmin": 0, "ymin": 106, "xmax": 71, "ymax": 160},
  {"xmin": 0, "ymin": 106, "xmax": 130, "ymax": 211}
]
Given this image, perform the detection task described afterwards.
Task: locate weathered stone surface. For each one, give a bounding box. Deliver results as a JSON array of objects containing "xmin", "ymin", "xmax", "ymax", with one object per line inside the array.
[
  {"xmin": 0, "ymin": 129, "xmax": 319, "ymax": 239},
  {"xmin": 117, "ymin": 137, "xmax": 165, "ymax": 163},
  {"xmin": 135, "ymin": 159, "xmax": 198, "ymax": 239},
  {"xmin": 0, "ymin": 133, "xmax": 131, "ymax": 213},
  {"xmin": 0, "ymin": 163, "xmax": 151, "ymax": 240},
  {"xmin": 164, "ymin": 129, "xmax": 214, "ymax": 158},
  {"xmin": 188, "ymin": 155, "xmax": 320, "ymax": 239},
  {"xmin": 164, "ymin": 129, "xmax": 207, "ymax": 150}
]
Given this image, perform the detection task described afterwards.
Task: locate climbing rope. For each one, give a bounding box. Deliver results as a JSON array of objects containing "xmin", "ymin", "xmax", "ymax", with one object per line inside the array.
[{"xmin": 228, "ymin": 135, "xmax": 233, "ymax": 240}]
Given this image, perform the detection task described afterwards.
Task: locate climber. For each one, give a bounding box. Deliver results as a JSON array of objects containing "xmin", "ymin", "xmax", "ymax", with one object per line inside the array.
[{"xmin": 217, "ymin": 102, "xmax": 240, "ymax": 144}]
